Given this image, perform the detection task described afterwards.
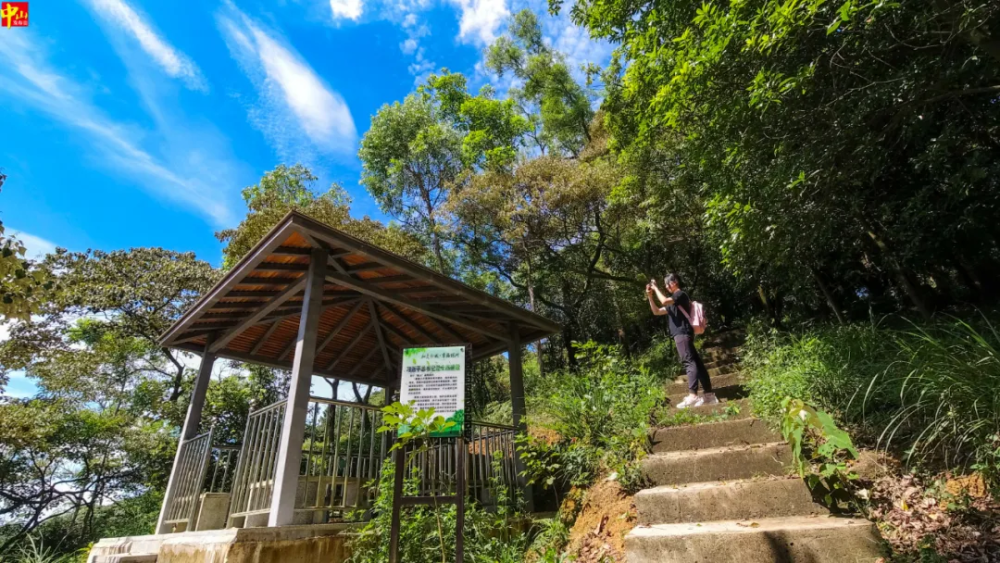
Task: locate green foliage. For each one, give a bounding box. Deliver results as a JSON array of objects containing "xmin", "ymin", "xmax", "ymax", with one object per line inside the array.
[
  {"xmin": 0, "ymin": 171, "xmax": 52, "ymax": 322},
  {"xmin": 780, "ymin": 397, "xmax": 859, "ymax": 509},
  {"xmin": 347, "ymin": 461, "xmax": 531, "ymax": 563},
  {"xmin": 744, "ymin": 314, "xmax": 1000, "ymax": 484},
  {"xmin": 378, "ymin": 401, "xmax": 458, "ymax": 447},
  {"xmin": 217, "ymin": 164, "xmax": 429, "ymax": 269},
  {"xmin": 533, "ymin": 342, "xmax": 660, "ymax": 450},
  {"xmin": 560, "ymin": 0, "xmax": 1000, "ymax": 321}
]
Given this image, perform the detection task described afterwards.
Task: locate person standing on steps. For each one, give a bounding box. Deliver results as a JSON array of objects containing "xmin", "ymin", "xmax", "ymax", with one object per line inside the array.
[{"xmin": 645, "ymin": 274, "xmax": 717, "ymax": 409}]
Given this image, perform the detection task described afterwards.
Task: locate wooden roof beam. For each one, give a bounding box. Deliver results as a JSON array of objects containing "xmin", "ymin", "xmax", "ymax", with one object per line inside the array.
[
  {"xmin": 368, "ymin": 300, "xmax": 396, "ymax": 376},
  {"xmin": 324, "ymin": 271, "xmax": 508, "ymax": 341},
  {"xmin": 345, "ymin": 346, "xmax": 380, "ymax": 378},
  {"xmin": 325, "ymin": 325, "xmax": 373, "ymax": 371},
  {"xmin": 379, "ymin": 302, "xmax": 443, "ymax": 345},
  {"xmin": 209, "ymin": 277, "xmax": 307, "ymax": 353},
  {"xmin": 251, "ymin": 321, "xmax": 283, "ymax": 355},
  {"xmin": 297, "ymin": 213, "xmax": 560, "ymax": 334},
  {"xmin": 315, "ymin": 300, "xmax": 366, "ymax": 355}
]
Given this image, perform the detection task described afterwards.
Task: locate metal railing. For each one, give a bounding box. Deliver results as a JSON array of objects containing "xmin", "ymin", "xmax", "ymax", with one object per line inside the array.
[
  {"xmin": 399, "ymin": 422, "xmax": 517, "ymax": 503},
  {"xmin": 227, "ymin": 397, "xmax": 519, "ymax": 524},
  {"xmin": 467, "ymin": 422, "xmax": 517, "ymax": 502},
  {"xmin": 162, "ymin": 428, "xmax": 214, "ymax": 529},
  {"xmin": 204, "ymin": 445, "xmax": 240, "ymax": 494},
  {"xmin": 298, "ymin": 398, "xmax": 387, "ymax": 517},
  {"xmin": 228, "ymin": 400, "xmax": 287, "ymax": 519}
]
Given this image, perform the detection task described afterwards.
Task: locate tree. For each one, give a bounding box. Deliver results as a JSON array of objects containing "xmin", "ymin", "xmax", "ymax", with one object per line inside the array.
[
  {"xmin": 485, "ymin": 10, "xmax": 596, "ymax": 156},
  {"xmin": 0, "ymin": 169, "xmax": 51, "ymax": 322},
  {"xmin": 359, "ymin": 96, "xmax": 463, "ymax": 273},
  {"xmin": 217, "ymin": 164, "xmax": 429, "ymax": 268},
  {"xmin": 562, "ymin": 0, "xmax": 1000, "ymax": 320}
]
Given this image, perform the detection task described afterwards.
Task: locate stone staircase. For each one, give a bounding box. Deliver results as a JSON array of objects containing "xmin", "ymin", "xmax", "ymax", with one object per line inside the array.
[{"xmin": 626, "ymin": 343, "xmax": 884, "ymax": 563}]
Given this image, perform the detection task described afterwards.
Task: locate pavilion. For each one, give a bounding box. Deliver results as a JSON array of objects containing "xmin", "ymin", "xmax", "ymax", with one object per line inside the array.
[{"xmin": 152, "ymin": 211, "xmax": 560, "ymax": 537}]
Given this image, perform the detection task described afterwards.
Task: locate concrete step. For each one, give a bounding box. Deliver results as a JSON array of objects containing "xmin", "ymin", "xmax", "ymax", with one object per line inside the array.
[
  {"xmin": 626, "ymin": 516, "xmax": 883, "ymax": 563},
  {"xmin": 667, "ymin": 372, "xmax": 743, "ymax": 395},
  {"xmin": 651, "ymin": 417, "xmax": 780, "ymax": 453},
  {"xmin": 700, "ymin": 347, "xmax": 740, "ymax": 363},
  {"xmin": 668, "ymin": 383, "xmax": 748, "ymax": 406},
  {"xmin": 92, "ymin": 555, "xmax": 158, "ymax": 563},
  {"xmin": 641, "ymin": 442, "xmax": 792, "ymax": 486},
  {"xmin": 634, "ymin": 478, "xmax": 827, "ymax": 525},
  {"xmin": 680, "ymin": 398, "xmax": 751, "ymax": 419}
]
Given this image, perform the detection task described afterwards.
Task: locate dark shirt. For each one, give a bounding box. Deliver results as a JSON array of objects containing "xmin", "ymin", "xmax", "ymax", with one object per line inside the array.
[{"xmin": 667, "ymin": 290, "xmax": 693, "ymax": 337}]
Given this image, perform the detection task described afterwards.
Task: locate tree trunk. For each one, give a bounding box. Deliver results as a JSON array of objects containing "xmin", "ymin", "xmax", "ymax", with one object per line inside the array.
[
  {"xmin": 810, "ymin": 266, "xmax": 845, "ymax": 324},
  {"xmin": 865, "ymin": 230, "xmax": 931, "ymax": 318},
  {"xmin": 527, "ymin": 281, "xmax": 544, "ymax": 379},
  {"xmin": 563, "ymin": 324, "xmax": 577, "ymax": 370},
  {"xmin": 757, "ymin": 285, "xmax": 781, "ymax": 327}
]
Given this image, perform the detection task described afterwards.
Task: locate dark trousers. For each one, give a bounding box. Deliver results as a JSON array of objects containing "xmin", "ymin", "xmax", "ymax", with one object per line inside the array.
[{"xmin": 675, "ymin": 334, "xmax": 712, "ymax": 394}]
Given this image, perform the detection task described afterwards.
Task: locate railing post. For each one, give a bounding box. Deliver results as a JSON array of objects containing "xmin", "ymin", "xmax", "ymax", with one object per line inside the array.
[
  {"xmin": 269, "ymin": 248, "xmax": 327, "ymax": 527},
  {"xmin": 507, "ymin": 324, "xmax": 534, "ymax": 511},
  {"xmin": 156, "ymin": 337, "xmax": 216, "ymax": 534}
]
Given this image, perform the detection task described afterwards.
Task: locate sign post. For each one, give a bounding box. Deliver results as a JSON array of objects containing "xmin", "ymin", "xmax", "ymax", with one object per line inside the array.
[{"xmin": 388, "ymin": 345, "xmax": 468, "ymax": 563}]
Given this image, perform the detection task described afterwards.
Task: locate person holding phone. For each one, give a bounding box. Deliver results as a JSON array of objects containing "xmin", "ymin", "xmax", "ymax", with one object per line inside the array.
[{"xmin": 645, "ymin": 274, "xmax": 716, "ymax": 408}]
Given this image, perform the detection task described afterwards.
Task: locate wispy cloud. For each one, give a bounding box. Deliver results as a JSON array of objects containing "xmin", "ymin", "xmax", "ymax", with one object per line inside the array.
[
  {"xmin": 330, "ymin": 0, "xmax": 363, "ymax": 21},
  {"xmin": 7, "ymin": 229, "xmax": 58, "ymax": 260},
  {"xmin": 85, "ymin": 0, "xmax": 205, "ymax": 90},
  {"xmin": 450, "ymin": 0, "xmax": 509, "ymax": 45},
  {"xmin": 218, "ymin": 4, "xmax": 357, "ymax": 158},
  {"xmin": 0, "ymin": 32, "xmax": 235, "ymax": 225}
]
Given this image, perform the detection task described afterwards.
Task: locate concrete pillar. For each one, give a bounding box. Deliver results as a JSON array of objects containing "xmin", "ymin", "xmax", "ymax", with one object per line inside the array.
[
  {"xmin": 508, "ymin": 325, "xmax": 534, "ymax": 511},
  {"xmin": 156, "ymin": 338, "xmax": 217, "ymax": 534},
  {"xmin": 269, "ymin": 248, "xmax": 327, "ymax": 527}
]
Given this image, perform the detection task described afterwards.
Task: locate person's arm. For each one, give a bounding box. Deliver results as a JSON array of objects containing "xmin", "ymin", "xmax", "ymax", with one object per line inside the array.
[
  {"xmin": 650, "ymin": 281, "xmax": 674, "ymax": 307},
  {"xmin": 646, "ymin": 286, "xmax": 668, "ymax": 316}
]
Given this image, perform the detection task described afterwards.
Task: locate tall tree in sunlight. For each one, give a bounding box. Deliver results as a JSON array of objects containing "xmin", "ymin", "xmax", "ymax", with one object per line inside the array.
[
  {"xmin": 359, "ymin": 96, "xmax": 463, "ymax": 273},
  {"xmin": 216, "ymin": 164, "xmax": 429, "ymax": 269},
  {"xmin": 485, "ymin": 9, "xmax": 596, "ymax": 156}
]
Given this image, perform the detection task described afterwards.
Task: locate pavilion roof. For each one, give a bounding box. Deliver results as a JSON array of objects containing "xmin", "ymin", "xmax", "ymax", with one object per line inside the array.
[{"xmin": 159, "ymin": 211, "xmax": 559, "ymax": 387}]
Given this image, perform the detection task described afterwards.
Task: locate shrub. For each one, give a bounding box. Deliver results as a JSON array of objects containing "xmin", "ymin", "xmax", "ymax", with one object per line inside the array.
[
  {"xmin": 347, "ymin": 462, "xmax": 529, "ymax": 563},
  {"xmin": 533, "ymin": 341, "xmax": 661, "ymax": 453},
  {"xmin": 743, "ymin": 314, "xmax": 1000, "ymax": 483}
]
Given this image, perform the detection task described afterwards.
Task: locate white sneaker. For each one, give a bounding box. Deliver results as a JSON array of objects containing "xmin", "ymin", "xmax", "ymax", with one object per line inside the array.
[
  {"xmin": 701, "ymin": 393, "xmax": 719, "ymax": 405},
  {"xmin": 676, "ymin": 394, "xmax": 702, "ymax": 409}
]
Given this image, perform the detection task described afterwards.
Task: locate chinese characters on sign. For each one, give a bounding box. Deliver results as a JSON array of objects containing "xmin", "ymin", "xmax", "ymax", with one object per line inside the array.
[
  {"xmin": 399, "ymin": 346, "xmax": 466, "ymax": 437},
  {"xmin": 1, "ymin": 2, "xmax": 28, "ymax": 28}
]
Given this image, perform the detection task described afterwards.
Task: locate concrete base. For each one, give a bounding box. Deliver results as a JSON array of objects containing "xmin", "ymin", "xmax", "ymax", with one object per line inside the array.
[
  {"xmin": 626, "ymin": 516, "xmax": 883, "ymax": 563},
  {"xmin": 641, "ymin": 442, "xmax": 792, "ymax": 486},
  {"xmin": 651, "ymin": 417, "xmax": 780, "ymax": 453},
  {"xmin": 194, "ymin": 493, "xmax": 230, "ymax": 531},
  {"xmin": 635, "ymin": 478, "xmax": 827, "ymax": 525},
  {"xmin": 88, "ymin": 524, "xmax": 355, "ymax": 563}
]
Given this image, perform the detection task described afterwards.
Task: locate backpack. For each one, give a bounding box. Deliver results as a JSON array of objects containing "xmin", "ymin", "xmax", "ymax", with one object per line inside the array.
[{"xmin": 678, "ymin": 300, "xmax": 707, "ymax": 335}]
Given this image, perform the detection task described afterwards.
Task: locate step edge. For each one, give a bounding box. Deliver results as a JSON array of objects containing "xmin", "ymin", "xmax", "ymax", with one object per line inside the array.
[
  {"xmin": 645, "ymin": 441, "xmax": 788, "ymax": 460},
  {"xmin": 634, "ymin": 476, "xmax": 802, "ymax": 497},
  {"xmin": 625, "ymin": 515, "xmax": 875, "ymax": 539}
]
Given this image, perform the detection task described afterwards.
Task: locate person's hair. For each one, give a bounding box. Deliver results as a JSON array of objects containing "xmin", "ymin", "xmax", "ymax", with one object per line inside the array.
[{"xmin": 664, "ymin": 273, "xmax": 681, "ymax": 288}]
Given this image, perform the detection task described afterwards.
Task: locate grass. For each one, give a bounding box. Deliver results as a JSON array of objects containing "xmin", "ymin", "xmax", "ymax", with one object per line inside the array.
[{"xmin": 742, "ymin": 313, "xmax": 1000, "ymax": 484}]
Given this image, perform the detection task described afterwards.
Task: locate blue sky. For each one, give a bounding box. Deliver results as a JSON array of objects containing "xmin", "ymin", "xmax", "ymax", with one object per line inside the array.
[
  {"xmin": 0, "ymin": 0, "xmax": 610, "ymax": 398},
  {"xmin": 0, "ymin": 0, "xmax": 611, "ymax": 266}
]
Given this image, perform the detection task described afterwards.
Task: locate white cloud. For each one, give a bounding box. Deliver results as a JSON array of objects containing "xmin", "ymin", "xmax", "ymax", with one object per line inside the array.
[
  {"xmin": 0, "ymin": 33, "xmax": 235, "ymax": 225},
  {"xmin": 86, "ymin": 0, "xmax": 204, "ymax": 90},
  {"xmin": 330, "ymin": 0, "xmax": 363, "ymax": 21},
  {"xmin": 218, "ymin": 6, "xmax": 357, "ymax": 157},
  {"xmin": 450, "ymin": 0, "xmax": 509, "ymax": 45},
  {"xmin": 7, "ymin": 229, "xmax": 57, "ymax": 260}
]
